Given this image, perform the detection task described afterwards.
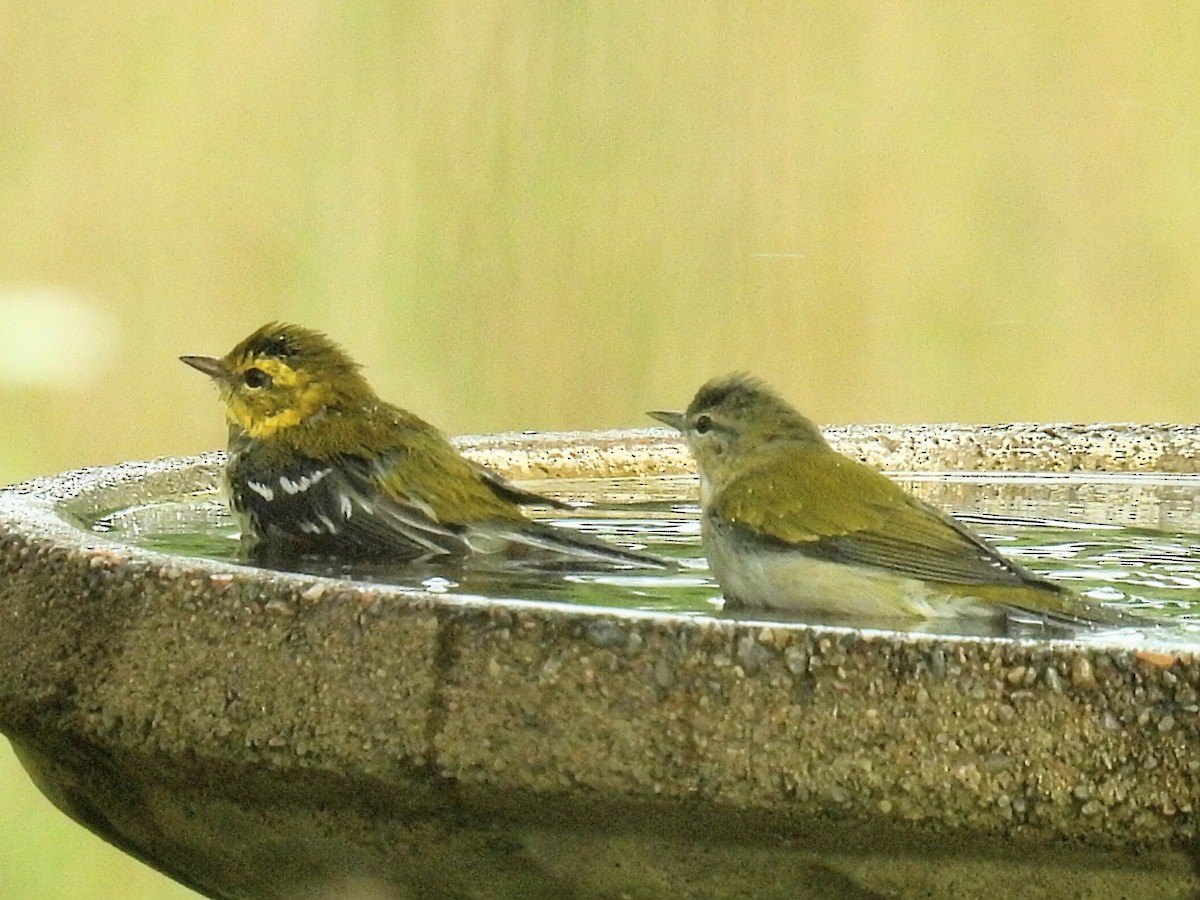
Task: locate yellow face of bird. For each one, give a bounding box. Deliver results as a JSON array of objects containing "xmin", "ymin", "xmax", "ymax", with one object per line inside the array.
[
  {"xmin": 650, "ymin": 373, "xmax": 829, "ymax": 503},
  {"xmin": 182, "ymin": 323, "xmax": 375, "ymax": 439}
]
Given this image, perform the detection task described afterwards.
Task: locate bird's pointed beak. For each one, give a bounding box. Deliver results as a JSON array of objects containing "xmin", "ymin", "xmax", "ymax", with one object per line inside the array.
[
  {"xmin": 647, "ymin": 409, "xmax": 686, "ymax": 432},
  {"xmin": 180, "ymin": 355, "xmax": 228, "ymax": 381}
]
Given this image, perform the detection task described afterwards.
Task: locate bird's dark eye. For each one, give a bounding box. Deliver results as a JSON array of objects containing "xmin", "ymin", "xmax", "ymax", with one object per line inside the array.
[
  {"xmin": 243, "ymin": 367, "xmax": 271, "ymax": 389},
  {"xmin": 694, "ymin": 414, "xmax": 713, "ymax": 435}
]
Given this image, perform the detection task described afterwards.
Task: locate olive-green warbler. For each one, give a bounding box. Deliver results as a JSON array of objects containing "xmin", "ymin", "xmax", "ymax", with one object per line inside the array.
[
  {"xmin": 182, "ymin": 322, "xmax": 663, "ymax": 568},
  {"xmin": 650, "ymin": 374, "xmax": 1142, "ymax": 627}
]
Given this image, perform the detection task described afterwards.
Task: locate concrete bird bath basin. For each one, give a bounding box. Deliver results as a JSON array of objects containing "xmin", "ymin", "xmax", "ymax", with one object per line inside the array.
[{"xmin": 3, "ymin": 425, "xmax": 1200, "ymax": 899}]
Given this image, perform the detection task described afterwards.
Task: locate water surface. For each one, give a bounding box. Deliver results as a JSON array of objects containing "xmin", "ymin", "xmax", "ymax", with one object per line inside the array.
[{"xmin": 90, "ymin": 472, "xmax": 1200, "ymax": 641}]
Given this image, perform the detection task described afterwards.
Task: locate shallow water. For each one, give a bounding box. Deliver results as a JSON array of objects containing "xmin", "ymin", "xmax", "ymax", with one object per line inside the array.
[{"xmin": 89, "ymin": 472, "xmax": 1200, "ymax": 641}]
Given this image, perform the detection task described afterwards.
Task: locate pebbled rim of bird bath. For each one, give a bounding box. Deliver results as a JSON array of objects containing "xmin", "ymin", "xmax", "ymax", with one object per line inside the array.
[{"xmin": 3, "ymin": 424, "xmax": 1200, "ymax": 899}]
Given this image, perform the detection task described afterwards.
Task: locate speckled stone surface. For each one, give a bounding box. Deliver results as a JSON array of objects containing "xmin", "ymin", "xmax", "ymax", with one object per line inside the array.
[{"xmin": 2, "ymin": 426, "xmax": 1200, "ymax": 899}]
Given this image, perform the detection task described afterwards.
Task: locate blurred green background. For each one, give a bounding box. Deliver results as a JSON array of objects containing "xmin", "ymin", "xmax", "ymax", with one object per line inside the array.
[{"xmin": 3, "ymin": 3, "xmax": 1200, "ymax": 897}]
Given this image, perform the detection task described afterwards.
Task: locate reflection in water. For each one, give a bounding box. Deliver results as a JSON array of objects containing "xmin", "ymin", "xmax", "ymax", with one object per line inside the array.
[{"xmin": 90, "ymin": 473, "xmax": 1200, "ymax": 642}]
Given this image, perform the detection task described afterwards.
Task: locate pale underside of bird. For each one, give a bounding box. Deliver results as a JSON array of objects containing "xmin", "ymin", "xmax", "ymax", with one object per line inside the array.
[{"xmin": 702, "ymin": 508, "xmax": 1142, "ymax": 629}]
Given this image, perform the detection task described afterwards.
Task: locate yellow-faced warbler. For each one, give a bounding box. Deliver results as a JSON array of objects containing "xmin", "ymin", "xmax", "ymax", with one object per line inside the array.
[
  {"xmin": 182, "ymin": 322, "xmax": 664, "ymax": 568},
  {"xmin": 650, "ymin": 374, "xmax": 1144, "ymax": 627}
]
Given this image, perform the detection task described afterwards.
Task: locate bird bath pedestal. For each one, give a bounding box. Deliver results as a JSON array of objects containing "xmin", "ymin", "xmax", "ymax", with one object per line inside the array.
[{"xmin": 2, "ymin": 426, "xmax": 1200, "ymax": 899}]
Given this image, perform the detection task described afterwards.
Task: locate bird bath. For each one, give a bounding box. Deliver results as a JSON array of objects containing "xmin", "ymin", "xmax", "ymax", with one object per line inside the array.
[{"xmin": 2, "ymin": 425, "xmax": 1200, "ymax": 899}]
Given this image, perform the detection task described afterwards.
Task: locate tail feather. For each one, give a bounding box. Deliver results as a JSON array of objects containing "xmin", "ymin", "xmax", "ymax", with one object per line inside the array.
[{"xmin": 486, "ymin": 521, "xmax": 672, "ymax": 570}]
